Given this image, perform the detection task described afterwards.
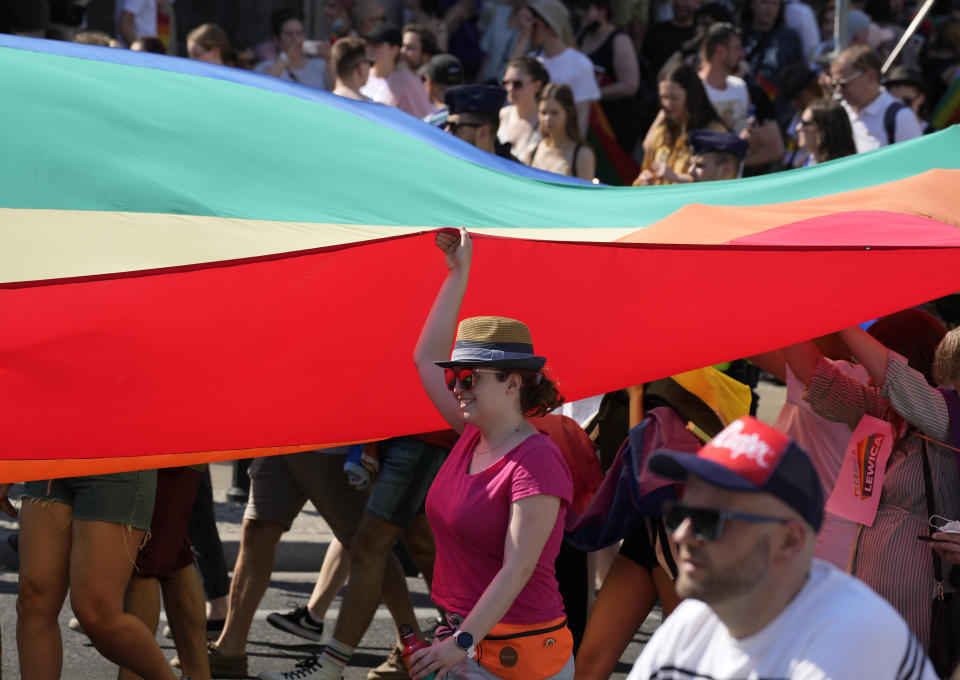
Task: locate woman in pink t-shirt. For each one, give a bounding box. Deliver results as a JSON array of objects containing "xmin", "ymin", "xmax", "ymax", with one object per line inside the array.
[{"xmin": 410, "ymin": 227, "xmax": 575, "ymax": 680}]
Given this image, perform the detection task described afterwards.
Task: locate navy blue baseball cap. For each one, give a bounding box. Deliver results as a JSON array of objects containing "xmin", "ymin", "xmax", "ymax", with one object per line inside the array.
[
  {"xmin": 688, "ymin": 129, "xmax": 749, "ymax": 162},
  {"xmin": 444, "ymin": 85, "xmax": 507, "ymax": 117}
]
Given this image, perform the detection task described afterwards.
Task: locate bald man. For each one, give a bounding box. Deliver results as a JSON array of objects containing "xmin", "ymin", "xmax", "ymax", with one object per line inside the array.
[{"xmin": 627, "ymin": 417, "xmax": 936, "ymax": 680}]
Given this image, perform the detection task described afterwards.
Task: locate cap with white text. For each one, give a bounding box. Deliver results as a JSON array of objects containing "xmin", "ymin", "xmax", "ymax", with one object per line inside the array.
[{"xmin": 649, "ymin": 416, "xmax": 824, "ymax": 531}]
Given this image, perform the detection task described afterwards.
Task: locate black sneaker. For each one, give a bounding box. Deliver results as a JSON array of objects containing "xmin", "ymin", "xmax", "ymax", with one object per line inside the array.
[{"xmin": 266, "ymin": 605, "xmax": 324, "ymax": 642}]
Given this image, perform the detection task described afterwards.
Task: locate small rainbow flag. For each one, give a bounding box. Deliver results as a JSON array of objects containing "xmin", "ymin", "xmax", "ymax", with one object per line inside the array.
[{"xmin": 932, "ymin": 73, "xmax": 960, "ymax": 130}]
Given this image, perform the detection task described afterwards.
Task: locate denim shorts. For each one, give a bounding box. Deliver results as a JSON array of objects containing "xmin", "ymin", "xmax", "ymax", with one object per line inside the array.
[
  {"xmin": 23, "ymin": 469, "xmax": 157, "ymax": 530},
  {"xmin": 367, "ymin": 437, "xmax": 448, "ymax": 527}
]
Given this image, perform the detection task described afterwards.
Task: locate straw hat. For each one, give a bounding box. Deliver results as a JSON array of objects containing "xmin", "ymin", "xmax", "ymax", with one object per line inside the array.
[
  {"xmin": 435, "ymin": 316, "xmax": 547, "ymax": 370},
  {"xmin": 527, "ymin": 0, "xmax": 574, "ymax": 45}
]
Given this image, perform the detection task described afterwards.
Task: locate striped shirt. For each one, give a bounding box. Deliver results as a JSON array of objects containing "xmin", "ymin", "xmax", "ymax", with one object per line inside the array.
[{"xmin": 804, "ymin": 352, "xmax": 960, "ymax": 651}]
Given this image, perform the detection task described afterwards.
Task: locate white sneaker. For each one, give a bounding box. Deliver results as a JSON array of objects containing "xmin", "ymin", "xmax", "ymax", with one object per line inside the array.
[
  {"xmin": 67, "ymin": 617, "xmax": 84, "ymax": 634},
  {"xmin": 258, "ymin": 656, "xmax": 342, "ymax": 680}
]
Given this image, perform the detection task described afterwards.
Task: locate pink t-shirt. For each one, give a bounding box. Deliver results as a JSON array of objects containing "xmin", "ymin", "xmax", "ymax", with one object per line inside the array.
[{"xmin": 426, "ymin": 424, "xmax": 573, "ymax": 624}]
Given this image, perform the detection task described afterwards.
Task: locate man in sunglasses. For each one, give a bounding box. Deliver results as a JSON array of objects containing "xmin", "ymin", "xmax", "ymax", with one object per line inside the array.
[
  {"xmin": 831, "ymin": 44, "xmax": 922, "ymax": 153},
  {"xmin": 627, "ymin": 416, "xmax": 935, "ymax": 680},
  {"xmin": 442, "ymin": 84, "xmax": 518, "ymax": 160}
]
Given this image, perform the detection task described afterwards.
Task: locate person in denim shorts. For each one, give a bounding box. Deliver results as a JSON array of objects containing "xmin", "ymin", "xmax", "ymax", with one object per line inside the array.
[
  {"xmin": 14, "ymin": 470, "xmax": 180, "ymax": 679},
  {"xmin": 259, "ymin": 434, "xmax": 453, "ymax": 680},
  {"xmin": 211, "ymin": 448, "xmax": 428, "ymax": 679}
]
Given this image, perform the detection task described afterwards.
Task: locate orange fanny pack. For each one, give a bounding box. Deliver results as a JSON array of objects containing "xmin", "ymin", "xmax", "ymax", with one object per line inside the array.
[{"xmin": 476, "ymin": 617, "xmax": 572, "ymax": 680}]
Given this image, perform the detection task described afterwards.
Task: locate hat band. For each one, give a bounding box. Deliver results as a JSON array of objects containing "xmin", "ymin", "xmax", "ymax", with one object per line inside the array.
[{"xmin": 448, "ymin": 347, "xmax": 536, "ymax": 363}]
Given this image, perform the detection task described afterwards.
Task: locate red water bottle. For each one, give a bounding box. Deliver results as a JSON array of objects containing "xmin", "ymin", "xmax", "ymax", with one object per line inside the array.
[{"xmin": 400, "ymin": 624, "xmax": 436, "ymax": 679}]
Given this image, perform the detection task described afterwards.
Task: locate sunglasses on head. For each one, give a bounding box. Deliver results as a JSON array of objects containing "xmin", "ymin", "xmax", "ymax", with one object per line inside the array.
[
  {"xmin": 663, "ymin": 501, "xmax": 791, "ymax": 542},
  {"xmin": 443, "ymin": 367, "xmax": 505, "ymax": 391},
  {"xmin": 444, "ymin": 120, "xmax": 484, "ymax": 134}
]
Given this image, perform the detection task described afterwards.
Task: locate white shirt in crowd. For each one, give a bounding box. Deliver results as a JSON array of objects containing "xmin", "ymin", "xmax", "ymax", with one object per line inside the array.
[
  {"xmin": 115, "ymin": 0, "xmax": 157, "ymax": 44},
  {"xmin": 843, "ymin": 88, "xmax": 923, "ymax": 153},
  {"xmin": 702, "ymin": 76, "xmax": 750, "ymax": 134},
  {"xmin": 627, "ymin": 560, "xmax": 937, "ymax": 680},
  {"xmin": 536, "ymin": 48, "xmax": 601, "ymax": 104},
  {"xmin": 783, "ymin": 0, "xmax": 820, "ymax": 58},
  {"xmin": 255, "ymin": 58, "xmax": 328, "ymax": 91}
]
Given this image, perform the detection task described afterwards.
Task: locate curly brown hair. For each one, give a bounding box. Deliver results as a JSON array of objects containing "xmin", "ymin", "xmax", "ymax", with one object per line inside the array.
[{"xmin": 495, "ymin": 369, "xmax": 564, "ymax": 417}]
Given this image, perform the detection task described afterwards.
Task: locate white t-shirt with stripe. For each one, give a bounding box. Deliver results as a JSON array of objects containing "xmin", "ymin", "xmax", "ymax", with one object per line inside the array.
[{"xmin": 627, "ymin": 559, "xmax": 936, "ymax": 680}]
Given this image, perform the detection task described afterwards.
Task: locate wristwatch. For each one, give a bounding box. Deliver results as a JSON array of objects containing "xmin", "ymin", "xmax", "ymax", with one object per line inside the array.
[{"xmin": 452, "ymin": 629, "xmax": 476, "ymax": 659}]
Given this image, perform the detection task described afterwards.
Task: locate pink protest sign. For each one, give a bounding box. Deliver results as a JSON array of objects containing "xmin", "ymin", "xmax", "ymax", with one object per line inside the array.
[{"xmin": 825, "ymin": 415, "xmax": 895, "ymax": 527}]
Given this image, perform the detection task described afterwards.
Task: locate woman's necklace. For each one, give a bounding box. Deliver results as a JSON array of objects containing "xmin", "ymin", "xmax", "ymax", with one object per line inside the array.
[{"xmin": 476, "ymin": 424, "xmax": 525, "ymax": 456}]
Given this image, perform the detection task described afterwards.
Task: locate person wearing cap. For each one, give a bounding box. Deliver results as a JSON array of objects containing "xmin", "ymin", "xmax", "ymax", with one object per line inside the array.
[
  {"xmin": 408, "ymin": 227, "xmax": 575, "ymax": 680},
  {"xmin": 687, "ymin": 128, "xmax": 748, "ymax": 180},
  {"xmin": 361, "ymin": 23, "xmax": 434, "ymax": 118},
  {"xmin": 443, "ymin": 85, "xmax": 518, "ymax": 160},
  {"xmin": 421, "ymin": 53, "xmax": 465, "ymax": 127},
  {"xmin": 330, "ymin": 36, "xmax": 374, "ymax": 101},
  {"xmin": 627, "ymin": 416, "xmax": 937, "ymax": 680},
  {"xmin": 830, "ymin": 44, "xmax": 923, "ymax": 152},
  {"xmin": 526, "ymin": 0, "xmax": 600, "ymax": 138}
]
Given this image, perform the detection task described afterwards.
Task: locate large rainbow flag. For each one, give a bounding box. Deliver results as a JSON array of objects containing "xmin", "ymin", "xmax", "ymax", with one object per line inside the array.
[{"xmin": 2, "ymin": 35, "xmax": 959, "ymax": 482}]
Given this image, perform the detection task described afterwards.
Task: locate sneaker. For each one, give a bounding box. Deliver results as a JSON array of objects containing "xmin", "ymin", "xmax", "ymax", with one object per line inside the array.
[
  {"xmin": 266, "ymin": 605, "xmax": 324, "ymax": 642},
  {"xmin": 366, "ymin": 646, "xmax": 409, "ymax": 680},
  {"xmin": 67, "ymin": 617, "xmax": 84, "ymax": 635},
  {"xmin": 207, "ymin": 643, "xmax": 248, "ymax": 679},
  {"xmin": 258, "ymin": 656, "xmax": 341, "ymax": 680}
]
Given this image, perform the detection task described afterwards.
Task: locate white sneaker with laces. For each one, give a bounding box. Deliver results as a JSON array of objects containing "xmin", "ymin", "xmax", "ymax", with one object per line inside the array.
[{"xmin": 258, "ymin": 656, "xmax": 342, "ymax": 680}]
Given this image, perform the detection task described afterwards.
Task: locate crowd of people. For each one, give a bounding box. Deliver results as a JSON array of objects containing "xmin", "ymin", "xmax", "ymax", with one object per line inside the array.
[
  {"xmin": 2, "ymin": 0, "xmax": 960, "ymax": 678},
  {"xmin": 5, "ymin": 0, "xmax": 960, "ymax": 184}
]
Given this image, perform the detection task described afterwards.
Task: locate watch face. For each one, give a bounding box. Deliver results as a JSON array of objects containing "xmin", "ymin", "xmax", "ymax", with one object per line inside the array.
[{"xmin": 455, "ymin": 631, "xmax": 474, "ymax": 650}]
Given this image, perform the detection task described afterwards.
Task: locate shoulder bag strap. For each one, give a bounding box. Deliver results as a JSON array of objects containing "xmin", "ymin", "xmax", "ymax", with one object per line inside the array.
[{"xmin": 919, "ymin": 438, "xmax": 944, "ymax": 586}]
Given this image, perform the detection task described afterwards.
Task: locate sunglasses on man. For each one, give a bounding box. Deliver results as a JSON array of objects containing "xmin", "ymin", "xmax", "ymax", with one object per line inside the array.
[
  {"xmin": 444, "ymin": 120, "xmax": 485, "ymax": 134},
  {"xmin": 443, "ymin": 367, "xmax": 505, "ymax": 391},
  {"xmin": 831, "ymin": 70, "xmax": 864, "ymax": 89},
  {"xmin": 663, "ymin": 501, "xmax": 791, "ymax": 542}
]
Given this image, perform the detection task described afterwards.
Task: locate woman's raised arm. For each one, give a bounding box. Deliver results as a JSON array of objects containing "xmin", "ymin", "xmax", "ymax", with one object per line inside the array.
[{"xmin": 412, "ymin": 227, "xmax": 472, "ymax": 433}]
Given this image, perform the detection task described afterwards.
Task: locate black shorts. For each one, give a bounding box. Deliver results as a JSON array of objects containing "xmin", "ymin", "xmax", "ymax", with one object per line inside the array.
[{"xmin": 618, "ymin": 519, "xmax": 677, "ymax": 577}]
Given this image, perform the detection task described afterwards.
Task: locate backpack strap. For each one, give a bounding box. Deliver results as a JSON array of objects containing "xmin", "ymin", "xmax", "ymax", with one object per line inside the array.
[
  {"xmin": 884, "ymin": 101, "xmax": 906, "ymax": 145},
  {"xmin": 570, "ymin": 143, "xmax": 583, "ymax": 176}
]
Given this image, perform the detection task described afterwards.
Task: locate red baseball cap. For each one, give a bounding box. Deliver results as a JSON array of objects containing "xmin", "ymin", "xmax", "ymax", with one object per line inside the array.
[{"xmin": 649, "ymin": 416, "xmax": 824, "ymax": 531}]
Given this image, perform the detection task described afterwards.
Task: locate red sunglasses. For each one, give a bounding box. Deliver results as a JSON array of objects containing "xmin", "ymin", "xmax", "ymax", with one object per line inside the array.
[{"xmin": 443, "ymin": 367, "xmax": 504, "ymax": 391}]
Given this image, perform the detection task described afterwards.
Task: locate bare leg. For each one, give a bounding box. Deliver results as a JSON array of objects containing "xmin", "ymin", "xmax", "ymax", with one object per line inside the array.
[
  {"xmin": 401, "ymin": 514, "xmax": 436, "ymax": 592},
  {"xmin": 214, "ymin": 519, "xmax": 284, "ymax": 656},
  {"xmin": 69, "ymin": 519, "xmax": 176, "ymax": 680},
  {"xmin": 117, "ymin": 576, "xmax": 162, "ymax": 680},
  {"xmin": 651, "ymin": 566, "xmax": 680, "ymax": 616},
  {"xmin": 206, "ymin": 596, "xmax": 228, "ymax": 622},
  {"xmin": 574, "ymin": 555, "xmax": 660, "ymax": 680},
  {"xmin": 163, "ymin": 565, "xmax": 211, "ymax": 680},
  {"xmin": 17, "ymin": 499, "xmax": 73, "ymax": 680},
  {"xmin": 332, "ymin": 513, "xmax": 420, "ymax": 644},
  {"xmin": 307, "ymin": 538, "xmax": 350, "ymax": 619}
]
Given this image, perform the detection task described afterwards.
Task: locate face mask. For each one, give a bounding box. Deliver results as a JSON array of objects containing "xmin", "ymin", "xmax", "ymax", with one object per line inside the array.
[{"xmin": 931, "ymin": 515, "xmax": 960, "ymax": 534}]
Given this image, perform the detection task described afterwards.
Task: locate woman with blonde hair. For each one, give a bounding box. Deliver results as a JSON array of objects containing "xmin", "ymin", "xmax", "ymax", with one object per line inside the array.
[{"xmin": 523, "ymin": 83, "xmax": 596, "ymax": 180}]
